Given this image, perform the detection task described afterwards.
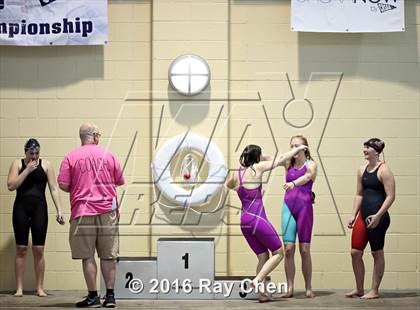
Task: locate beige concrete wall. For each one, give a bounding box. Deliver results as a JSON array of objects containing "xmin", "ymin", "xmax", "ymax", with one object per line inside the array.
[
  {"xmin": 0, "ymin": 0, "xmax": 419, "ymax": 291},
  {"xmin": 149, "ymin": 0, "xmax": 230, "ymax": 276},
  {"xmin": 228, "ymin": 0, "xmax": 419, "ymax": 290},
  {"xmin": 0, "ymin": 0, "xmax": 152, "ymax": 290}
]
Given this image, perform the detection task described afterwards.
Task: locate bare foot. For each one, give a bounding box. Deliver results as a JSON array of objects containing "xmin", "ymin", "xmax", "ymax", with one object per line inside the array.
[
  {"xmin": 305, "ymin": 289, "xmax": 315, "ymax": 298},
  {"xmin": 258, "ymin": 293, "xmax": 273, "ymax": 303},
  {"xmin": 360, "ymin": 290, "xmax": 379, "ymax": 299},
  {"xmin": 14, "ymin": 290, "xmax": 23, "ymax": 297},
  {"xmin": 251, "ymin": 278, "xmax": 265, "ymax": 293},
  {"xmin": 258, "ymin": 289, "xmax": 274, "ymax": 303},
  {"xmin": 345, "ymin": 289, "xmax": 364, "ymax": 298},
  {"xmin": 280, "ymin": 290, "xmax": 294, "ymax": 298},
  {"xmin": 37, "ymin": 289, "xmax": 48, "ymax": 297}
]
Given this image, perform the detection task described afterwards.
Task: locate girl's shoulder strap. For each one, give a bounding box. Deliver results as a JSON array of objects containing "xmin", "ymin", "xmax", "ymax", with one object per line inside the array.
[
  {"xmin": 238, "ymin": 167, "xmax": 245, "ymax": 186},
  {"xmin": 375, "ymin": 162, "xmax": 384, "ymax": 172}
]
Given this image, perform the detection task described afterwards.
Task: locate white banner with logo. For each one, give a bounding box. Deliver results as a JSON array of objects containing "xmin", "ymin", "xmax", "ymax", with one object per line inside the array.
[
  {"xmin": 0, "ymin": 0, "xmax": 108, "ymax": 45},
  {"xmin": 291, "ymin": 0, "xmax": 405, "ymax": 33}
]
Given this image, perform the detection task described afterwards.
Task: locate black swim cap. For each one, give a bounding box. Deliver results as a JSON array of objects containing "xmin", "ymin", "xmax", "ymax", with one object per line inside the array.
[
  {"xmin": 364, "ymin": 138, "xmax": 385, "ymax": 154},
  {"xmin": 24, "ymin": 138, "xmax": 40, "ymax": 152}
]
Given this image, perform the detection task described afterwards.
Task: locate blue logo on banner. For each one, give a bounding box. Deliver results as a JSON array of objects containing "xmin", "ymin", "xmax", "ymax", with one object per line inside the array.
[
  {"xmin": 39, "ymin": 0, "xmax": 57, "ymax": 7},
  {"xmin": 0, "ymin": 0, "xmax": 57, "ymax": 9},
  {"xmin": 377, "ymin": 3, "xmax": 397, "ymax": 13}
]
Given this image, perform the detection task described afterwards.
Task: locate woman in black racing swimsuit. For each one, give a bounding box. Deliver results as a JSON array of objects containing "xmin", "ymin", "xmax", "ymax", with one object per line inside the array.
[
  {"xmin": 7, "ymin": 139, "xmax": 65, "ymax": 297},
  {"xmin": 347, "ymin": 138, "xmax": 395, "ymax": 299}
]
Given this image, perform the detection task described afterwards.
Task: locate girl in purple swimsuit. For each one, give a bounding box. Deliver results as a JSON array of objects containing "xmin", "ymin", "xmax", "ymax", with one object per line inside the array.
[
  {"xmin": 226, "ymin": 144, "xmax": 307, "ymax": 302},
  {"xmin": 281, "ymin": 135, "xmax": 317, "ymax": 298}
]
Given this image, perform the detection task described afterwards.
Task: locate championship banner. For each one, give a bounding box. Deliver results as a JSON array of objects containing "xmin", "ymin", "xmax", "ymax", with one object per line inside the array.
[
  {"xmin": 0, "ymin": 0, "xmax": 108, "ymax": 46},
  {"xmin": 291, "ymin": 0, "xmax": 405, "ymax": 33}
]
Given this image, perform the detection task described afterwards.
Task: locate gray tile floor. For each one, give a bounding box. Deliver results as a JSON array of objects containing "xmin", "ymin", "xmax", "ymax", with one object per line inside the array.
[{"xmin": 1, "ymin": 290, "xmax": 419, "ymax": 309}]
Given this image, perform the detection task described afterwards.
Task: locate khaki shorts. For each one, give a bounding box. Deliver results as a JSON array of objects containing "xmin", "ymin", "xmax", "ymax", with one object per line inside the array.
[{"xmin": 69, "ymin": 210, "xmax": 119, "ymax": 259}]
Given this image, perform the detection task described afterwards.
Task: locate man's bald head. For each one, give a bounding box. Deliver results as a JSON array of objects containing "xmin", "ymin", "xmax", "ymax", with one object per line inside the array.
[{"xmin": 79, "ymin": 122, "xmax": 100, "ymax": 145}]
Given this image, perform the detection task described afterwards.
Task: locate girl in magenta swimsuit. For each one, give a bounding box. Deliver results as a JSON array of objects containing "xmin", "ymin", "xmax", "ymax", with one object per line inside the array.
[
  {"xmin": 226, "ymin": 144, "xmax": 307, "ymax": 302},
  {"xmin": 281, "ymin": 135, "xmax": 317, "ymax": 298}
]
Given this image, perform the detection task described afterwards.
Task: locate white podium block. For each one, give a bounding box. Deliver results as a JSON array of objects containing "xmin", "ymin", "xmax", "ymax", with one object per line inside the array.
[
  {"xmin": 101, "ymin": 257, "xmax": 157, "ymax": 299},
  {"xmin": 157, "ymin": 238, "xmax": 214, "ymax": 299}
]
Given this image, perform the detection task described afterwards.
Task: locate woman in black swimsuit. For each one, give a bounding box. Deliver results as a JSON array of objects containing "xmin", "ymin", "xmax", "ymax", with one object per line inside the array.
[
  {"xmin": 346, "ymin": 138, "xmax": 395, "ymax": 299},
  {"xmin": 7, "ymin": 139, "xmax": 65, "ymax": 297}
]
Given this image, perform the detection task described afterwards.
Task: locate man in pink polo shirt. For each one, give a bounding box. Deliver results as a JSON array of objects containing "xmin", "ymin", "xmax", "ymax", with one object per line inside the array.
[{"xmin": 58, "ymin": 123, "xmax": 124, "ymax": 308}]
